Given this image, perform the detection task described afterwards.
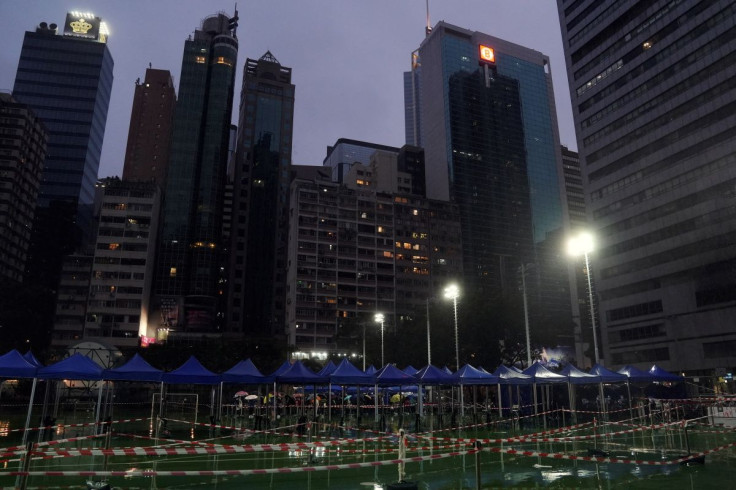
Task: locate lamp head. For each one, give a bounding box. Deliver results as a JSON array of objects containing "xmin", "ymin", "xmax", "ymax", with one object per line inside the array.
[
  {"xmin": 567, "ymin": 232, "xmax": 594, "ymax": 256},
  {"xmin": 444, "ymin": 284, "xmax": 460, "ymax": 300},
  {"xmin": 374, "ymin": 313, "xmax": 384, "ymax": 323}
]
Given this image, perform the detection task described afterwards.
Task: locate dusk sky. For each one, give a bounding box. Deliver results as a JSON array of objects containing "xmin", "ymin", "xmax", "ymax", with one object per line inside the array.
[{"xmin": 1, "ymin": 1, "xmax": 577, "ymax": 178}]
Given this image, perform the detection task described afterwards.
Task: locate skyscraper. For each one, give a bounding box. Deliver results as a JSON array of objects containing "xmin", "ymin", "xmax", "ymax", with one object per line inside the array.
[
  {"xmin": 12, "ymin": 12, "xmax": 113, "ymax": 288},
  {"xmin": 405, "ymin": 22, "xmax": 572, "ymax": 340},
  {"xmin": 154, "ymin": 12, "xmax": 238, "ymax": 336},
  {"xmin": 0, "ymin": 93, "xmax": 46, "ymax": 285},
  {"xmin": 226, "ymin": 52, "xmax": 294, "ymax": 338},
  {"xmin": 122, "ymin": 68, "xmax": 176, "ymax": 184},
  {"xmin": 558, "ymin": 0, "xmax": 736, "ymax": 372}
]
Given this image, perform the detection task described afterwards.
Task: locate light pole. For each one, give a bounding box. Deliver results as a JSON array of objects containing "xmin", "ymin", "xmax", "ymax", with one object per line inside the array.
[
  {"xmin": 362, "ymin": 323, "xmax": 366, "ymax": 371},
  {"xmin": 374, "ymin": 313, "xmax": 385, "ymax": 367},
  {"xmin": 426, "ymin": 298, "xmax": 432, "ymax": 366},
  {"xmin": 520, "ymin": 263, "xmax": 532, "ymax": 368},
  {"xmin": 443, "ymin": 284, "xmax": 460, "ymax": 371},
  {"xmin": 444, "ymin": 284, "xmax": 462, "ymax": 417},
  {"xmin": 567, "ymin": 232, "xmax": 600, "ymax": 365}
]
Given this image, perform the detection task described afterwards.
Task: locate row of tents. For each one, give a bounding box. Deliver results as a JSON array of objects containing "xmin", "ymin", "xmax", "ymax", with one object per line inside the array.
[{"xmin": 0, "ymin": 349, "xmax": 683, "ymax": 386}]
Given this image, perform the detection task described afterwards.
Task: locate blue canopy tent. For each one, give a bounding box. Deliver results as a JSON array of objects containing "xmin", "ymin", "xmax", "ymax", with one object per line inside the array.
[
  {"xmin": 0, "ymin": 349, "xmax": 39, "ymax": 379},
  {"xmin": 590, "ymin": 364, "xmax": 627, "ymax": 383},
  {"xmin": 0, "ymin": 350, "xmax": 40, "ymax": 445},
  {"xmin": 104, "ymin": 353, "xmax": 162, "ymax": 382},
  {"xmin": 373, "ymin": 365, "xmax": 416, "ymax": 420},
  {"xmin": 222, "ymin": 359, "xmax": 267, "ymax": 384},
  {"xmin": 414, "ymin": 364, "xmax": 454, "ymax": 416},
  {"xmin": 523, "ymin": 362, "xmax": 567, "ymax": 420},
  {"xmin": 38, "ymin": 353, "xmax": 103, "ymax": 380},
  {"xmin": 38, "ymin": 353, "xmax": 106, "ymax": 433},
  {"xmin": 491, "ymin": 365, "xmax": 532, "ymax": 417},
  {"xmin": 23, "ymin": 350, "xmax": 43, "ymax": 368},
  {"xmin": 276, "ymin": 361, "xmax": 327, "ymax": 419},
  {"xmin": 453, "ymin": 364, "xmax": 499, "ymax": 418},
  {"xmin": 330, "ymin": 358, "xmax": 373, "ymax": 385},
  {"xmin": 403, "ymin": 365, "xmax": 419, "ymax": 376},
  {"xmin": 649, "ymin": 365, "xmax": 683, "ymax": 383},
  {"xmin": 561, "ymin": 364, "xmax": 603, "ymax": 423},
  {"xmin": 160, "ymin": 357, "xmax": 222, "ymax": 434},
  {"xmin": 617, "ymin": 365, "xmax": 654, "ymax": 382},
  {"xmin": 317, "ymin": 360, "xmax": 338, "ymax": 377},
  {"xmin": 162, "ymin": 356, "xmax": 220, "ymax": 385},
  {"xmin": 364, "ymin": 365, "xmax": 377, "ymax": 375}
]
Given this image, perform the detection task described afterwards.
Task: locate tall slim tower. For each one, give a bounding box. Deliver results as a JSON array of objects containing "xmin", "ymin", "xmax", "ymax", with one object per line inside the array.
[
  {"xmin": 122, "ymin": 68, "xmax": 176, "ymax": 184},
  {"xmin": 154, "ymin": 12, "xmax": 238, "ymax": 336},
  {"xmin": 226, "ymin": 52, "xmax": 294, "ymax": 338},
  {"xmin": 405, "ymin": 22, "xmax": 572, "ymax": 342},
  {"xmin": 12, "ymin": 12, "xmax": 113, "ymax": 289},
  {"xmin": 557, "ymin": 0, "xmax": 736, "ymax": 372}
]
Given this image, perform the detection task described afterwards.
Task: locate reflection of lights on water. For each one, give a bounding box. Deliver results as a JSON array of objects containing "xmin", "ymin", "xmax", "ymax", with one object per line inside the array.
[
  {"xmin": 0, "ymin": 421, "xmax": 9, "ymax": 437},
  {"xmin": 190, "ymin": 427, "xmax": 195, "ymax": 439},
  {"xmin": 56, "ymin": 424, "xmax": 64, "ymax": 435}
]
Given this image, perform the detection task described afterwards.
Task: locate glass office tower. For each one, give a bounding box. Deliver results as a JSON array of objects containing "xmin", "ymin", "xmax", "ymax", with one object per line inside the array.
[
  {"xmin": 154, "ymin": 12, "xmax": 238, "ymax": 335},
  {"xmin": 12, "ymin": 13, "xmax": 113, "ymax": 288},
  {"xmin": 405, "ymin": 22, "xmax": 571, "ymax": 340},
  {"xmin": 226, "ymin": 52, "xmax": 295, "ymax": 338},
  {"xmin": 558, "ymin": 0, "xmax": 736, "ymax": 373}
]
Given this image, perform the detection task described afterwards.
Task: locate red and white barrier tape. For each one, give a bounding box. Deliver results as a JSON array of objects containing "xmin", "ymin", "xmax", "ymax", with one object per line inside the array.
[{"xmin": 5, "ymin": 448, "xmax": 479, "ymax": 477}]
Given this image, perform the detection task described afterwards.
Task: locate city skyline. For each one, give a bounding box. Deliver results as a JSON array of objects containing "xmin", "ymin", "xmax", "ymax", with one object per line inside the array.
[{"xmin": 0, "ymin": 1, "xmax": 576, "ymax": 179}]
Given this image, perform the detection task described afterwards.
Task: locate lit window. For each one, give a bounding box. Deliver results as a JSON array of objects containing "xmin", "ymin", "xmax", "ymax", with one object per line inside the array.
[
  {"xmin": 195, "ymin": 56, "xmax": 206, "ymax": 64},
  {"xmin": 169, "ymin": 267, "xmax": 177, "ymax": 277},
  {"xmin": 108, "ymin": 243, "xmax": 120, "ymax": 250},
  {"xmin": 383, "ymin": 251, "xmax": 393, "ymax": 258},
  {"xmin": 412, "ymin": 209, "xmax": 419, "ymax": 216},
  {"xmin": 215, "ymin": 56, "xmax": 233, "ymax": 66}
]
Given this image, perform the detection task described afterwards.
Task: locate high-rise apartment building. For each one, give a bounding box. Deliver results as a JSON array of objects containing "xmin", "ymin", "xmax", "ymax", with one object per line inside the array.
[
  {"xmin": 52, "ymin": 179, "xmax": 161, "ymax": 347},
  {"xmin": 122, "ymin": 68, "xmax": 176, "ymax": 184},
  {"xmin": 405, "ymin": 22, "xmax": 572, "ymax": 339},
  {"xmin": 154, "ymin": 12, "xmax": 238, "ymax": 336},
  {"xmin": 558, "ymin": 0, "xmax": 736, "ymax": 372},
  {"xmin": 226, "ymin": 52, "xmax": 294, "ymax": 338},
  {"xmin": 12, "ymin": 12, "xmax": 113, "ymax": 288},
  {"xmin": 0, "ymin": 93, "xmax": 46, "ymax": 285},
  {"xmin": 286, "ymin": 156, "xmax": 462, "ymax": 353}
]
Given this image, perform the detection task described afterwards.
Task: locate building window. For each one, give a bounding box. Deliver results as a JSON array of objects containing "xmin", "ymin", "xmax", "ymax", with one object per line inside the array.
[
  {"xmin": 169, "ymin": 267, "xmax": 177, "ymax": 277},
  {"xmin": 195, "ymin": 56, "xmax": 206, "ymax": 64}
]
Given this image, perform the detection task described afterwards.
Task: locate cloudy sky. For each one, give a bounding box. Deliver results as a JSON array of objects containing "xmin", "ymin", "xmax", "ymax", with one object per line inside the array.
[{"xmin": 1, "ymin": 0, "xmax": 577, "ymax": 178}]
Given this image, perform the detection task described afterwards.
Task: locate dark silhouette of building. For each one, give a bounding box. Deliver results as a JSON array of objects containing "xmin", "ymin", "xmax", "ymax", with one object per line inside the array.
[
  {"xmin": 226, "ymin": 52, "xmax": 294, "ymax": 338},
  {"xmin": 154, "ymin": 12, "xmax": 238, "ymax": 337},
  {"xmin": 0, "ymin": 93, "xmax": 47, "ymax": 285},
  {"xmin": 122, "ymin": 68, "xmax": 176, "ymax": 184}
]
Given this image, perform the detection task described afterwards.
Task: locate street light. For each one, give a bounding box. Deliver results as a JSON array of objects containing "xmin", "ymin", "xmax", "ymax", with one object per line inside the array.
[
  {"xmin": 567, "ymin": 232, "xmax": 599, "ymax": 365},
  {"xmin": 374, "ymin": 313, "xmax": 385, "ymax": 367},
  {"xmin": 444, "ymin": 284, "xmax": 463, "ymax": 418},
  {"xmin": 443, "ymin": 284, "xmax": 460, "ymax": 371}
]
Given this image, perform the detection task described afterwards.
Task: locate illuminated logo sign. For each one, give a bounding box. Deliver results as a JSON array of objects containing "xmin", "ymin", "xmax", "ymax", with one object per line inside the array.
[
  {"xmin": 63, "ymin": 12, "xmax": 101, "ymax": 40},
  {"xmin": 69, "ymin": 17, "xmax": 92, "ymax": 34},
  {"xmin": 479, "ymin": 45, "xmax": 495, "ymax": 63}
]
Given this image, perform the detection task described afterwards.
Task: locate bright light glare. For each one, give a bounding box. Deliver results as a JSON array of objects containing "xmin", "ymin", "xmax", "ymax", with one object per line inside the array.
[
  {"xmin": 567, "ymin": 232, "xmax": 594, "ymax": 256},
  {"xmin": 444, "ymin": 284, "xmax": 460, "ymax": 300},
  {"xmin": 374, "ymin": 313, "xmax": 384, "ymax": 323}
]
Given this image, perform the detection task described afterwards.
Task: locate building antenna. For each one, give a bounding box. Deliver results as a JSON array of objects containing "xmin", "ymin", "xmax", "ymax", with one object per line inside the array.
[{"xmin": 425, "ymin": 0, "xmax": 432, "ymax": 36}]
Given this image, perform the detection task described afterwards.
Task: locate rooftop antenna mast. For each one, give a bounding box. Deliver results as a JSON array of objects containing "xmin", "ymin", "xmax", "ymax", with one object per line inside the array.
[{"xmin": 425, "ymin": 0, "xmax": 432, "ymax": 36}]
